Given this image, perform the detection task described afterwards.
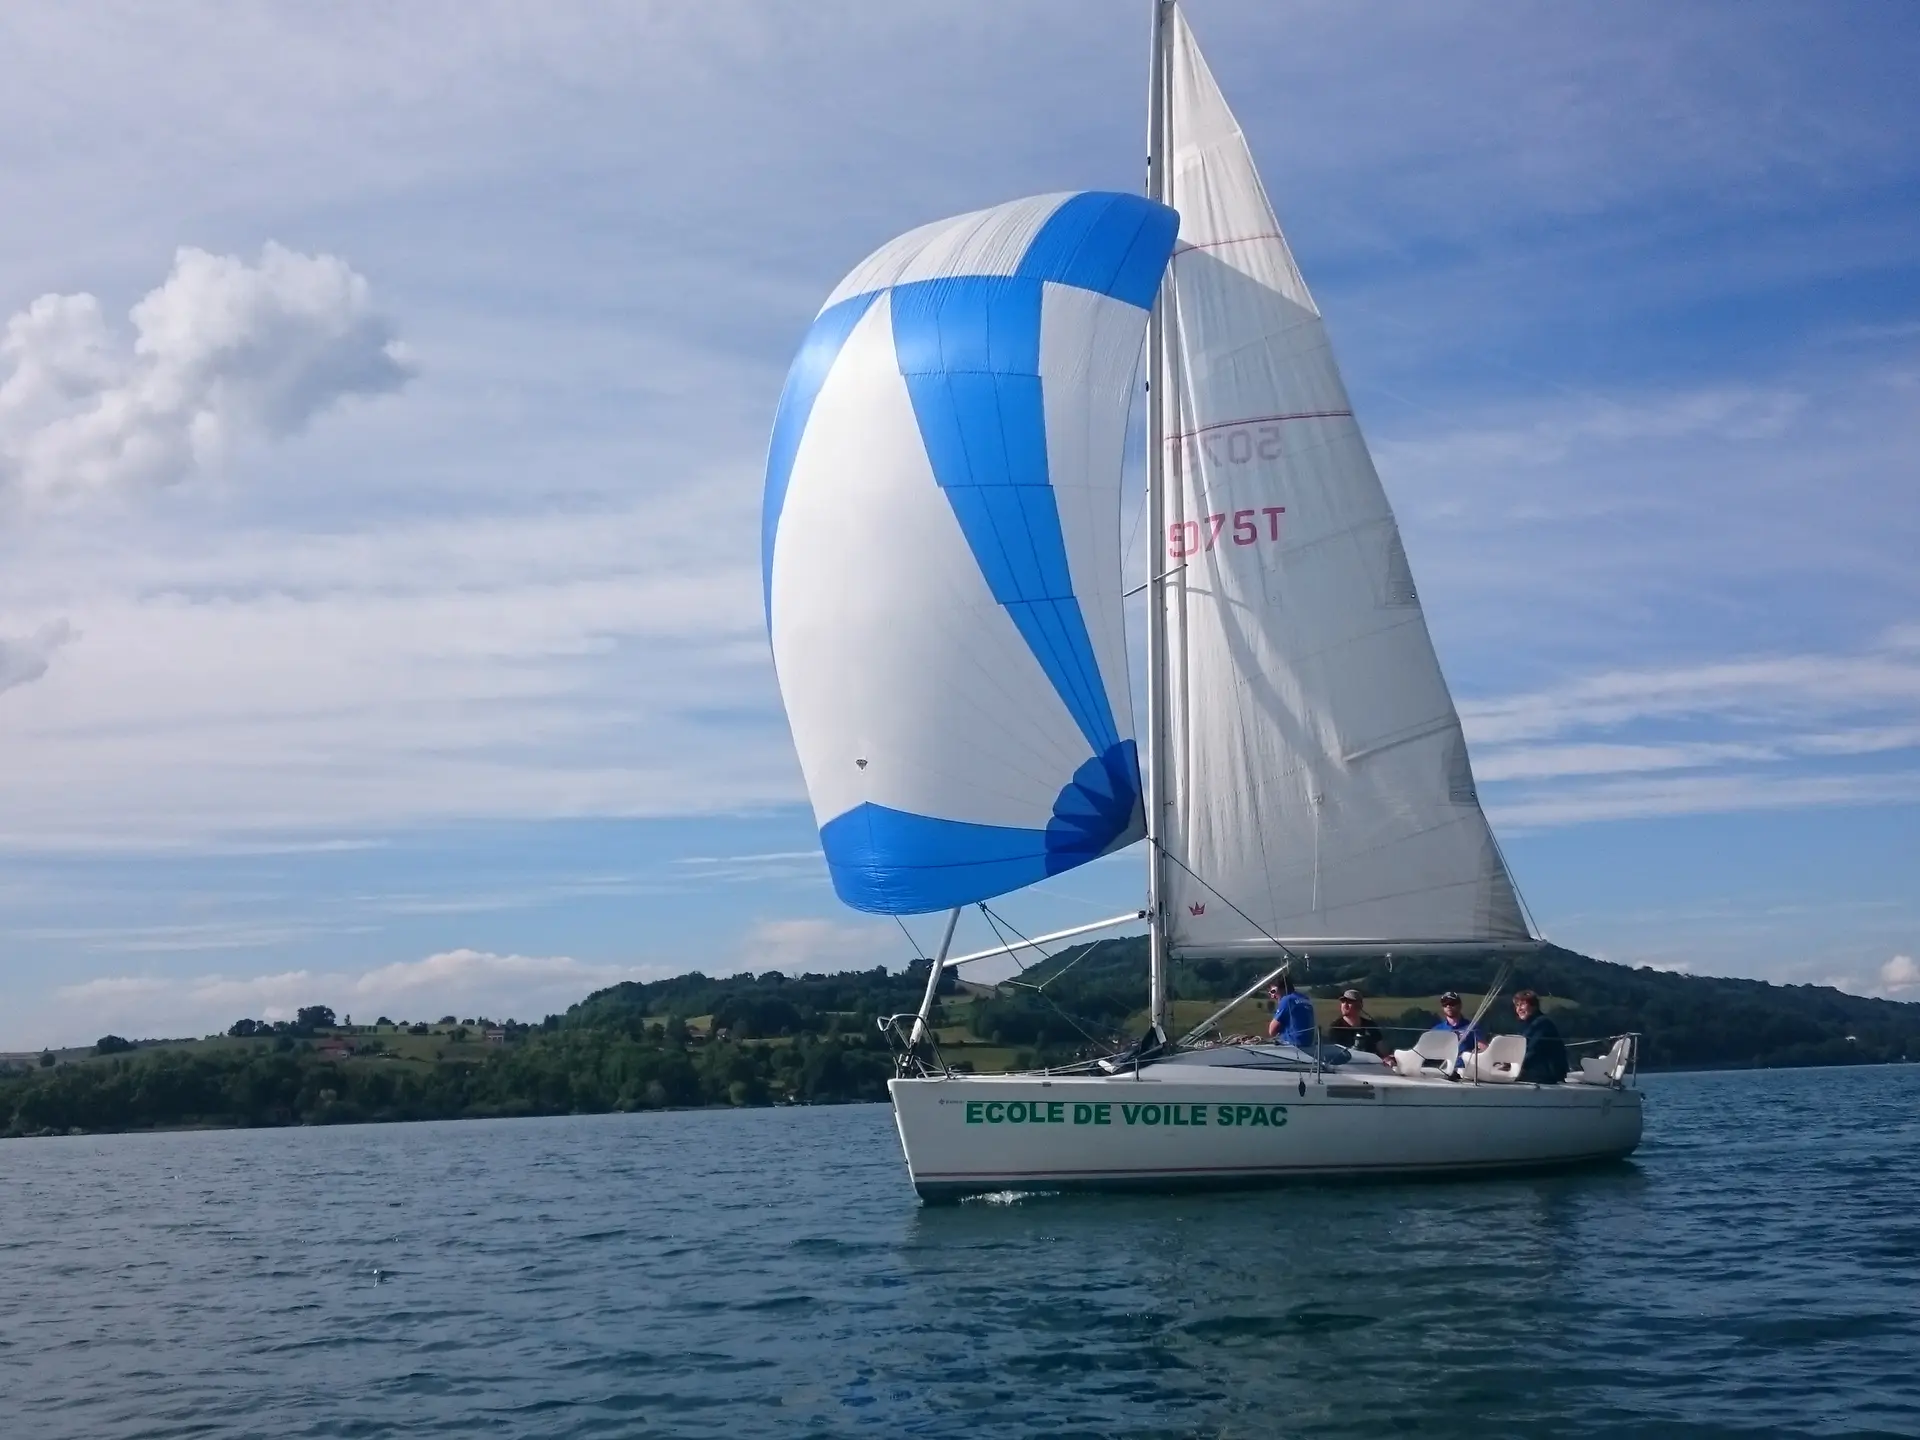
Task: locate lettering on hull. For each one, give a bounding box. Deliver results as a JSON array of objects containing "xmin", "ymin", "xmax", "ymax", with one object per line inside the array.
[{"xmin": 963, "ymin": 1100, "xmax": 1287, "ymax": 1129}]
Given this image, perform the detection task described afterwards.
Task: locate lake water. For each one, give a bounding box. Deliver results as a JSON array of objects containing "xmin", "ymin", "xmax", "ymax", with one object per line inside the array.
[{"xmin": 3, "ymin": 1065, "xmax": 1917, "ymax": 1439}]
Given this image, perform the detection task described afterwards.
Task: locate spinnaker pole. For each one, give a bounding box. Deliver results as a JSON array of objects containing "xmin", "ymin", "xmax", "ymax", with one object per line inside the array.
[
  {"xmin": 907, "ymin": 906, "xmax": 963, "ymax": 1050},
  {"xmin": 1143, "ymin": 0, "xmax": 1173, "ymax": 1040}
]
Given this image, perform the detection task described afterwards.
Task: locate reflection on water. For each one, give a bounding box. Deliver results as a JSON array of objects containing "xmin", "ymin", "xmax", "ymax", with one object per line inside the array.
[{"xmin": 2, "ymin": 1066, "xmax": 1916, "ymax": 1438}]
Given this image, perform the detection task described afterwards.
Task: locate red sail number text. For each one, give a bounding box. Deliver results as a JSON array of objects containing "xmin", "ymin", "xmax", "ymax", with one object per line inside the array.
[{"xmin": 1168, "ymin": 507, "xmax": 1285, "ymax": 559}]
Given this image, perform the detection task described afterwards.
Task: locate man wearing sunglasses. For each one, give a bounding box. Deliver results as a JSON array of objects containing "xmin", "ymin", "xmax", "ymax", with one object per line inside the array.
[
  {"xmin": 1327, "ymin": 988, "xmax": 1386, "ymax": 1058},
  {"xmin": 1266, "ymin": 976, "xmax": 1317, "ymax": 1050},
  {"xmin": 1431, "ymin": 991, "xmax": 1487, "ymax": 1059}
]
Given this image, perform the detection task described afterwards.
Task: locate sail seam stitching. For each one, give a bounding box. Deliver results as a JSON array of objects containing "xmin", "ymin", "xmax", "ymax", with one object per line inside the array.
[
  {"xmin": 1164, "ymin": 408, "xmax": 1350, "ymax": 441},
  {"xmin": 1172, "ymin": 232, "xmax": 1287, "ymax": 254}
]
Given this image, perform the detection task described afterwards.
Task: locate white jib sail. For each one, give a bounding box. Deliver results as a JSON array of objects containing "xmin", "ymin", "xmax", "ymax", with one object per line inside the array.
[{"xmin": 1159, "ymin": 6, "xmax": 1528, "ymax": 954}]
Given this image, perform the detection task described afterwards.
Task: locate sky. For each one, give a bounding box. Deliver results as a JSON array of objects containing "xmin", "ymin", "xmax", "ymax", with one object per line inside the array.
[{"xmin": 1, "ymin": 0, "xmax": 1916, "ymax": 1048}]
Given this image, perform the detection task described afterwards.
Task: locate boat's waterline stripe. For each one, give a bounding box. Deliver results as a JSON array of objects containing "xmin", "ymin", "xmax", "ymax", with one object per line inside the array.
[{"xmin": 911, "ymin": 1152, "xmax": 1637, "ymax": 1182}]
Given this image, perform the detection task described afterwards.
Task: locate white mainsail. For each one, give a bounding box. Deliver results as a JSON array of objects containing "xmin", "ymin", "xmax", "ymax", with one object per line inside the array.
[{"xmin": 1158, "ymin": 7, "xmax": 1528, "ymax": 955}]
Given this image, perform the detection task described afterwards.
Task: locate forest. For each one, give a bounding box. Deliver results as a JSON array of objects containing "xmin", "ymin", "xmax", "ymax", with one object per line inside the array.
[{"xmin": 3, "ymin": 941, "xmax": 1915, "ymax": 1138}]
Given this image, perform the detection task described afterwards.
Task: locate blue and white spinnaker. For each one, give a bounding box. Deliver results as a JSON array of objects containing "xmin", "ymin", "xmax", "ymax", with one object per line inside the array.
[{"xmin": 763, "ymin": 191, "xmax": 1178, "ymax": 915}]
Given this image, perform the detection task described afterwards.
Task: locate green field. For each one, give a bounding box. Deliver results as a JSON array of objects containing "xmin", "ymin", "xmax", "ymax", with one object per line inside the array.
[{"xmin": 5, "ymin": 938, "xmax": 1914, "ymax": 1138}]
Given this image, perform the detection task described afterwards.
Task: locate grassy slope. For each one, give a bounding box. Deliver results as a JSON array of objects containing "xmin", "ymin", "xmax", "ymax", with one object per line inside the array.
[{"xmin": 7, "ymin": 939, "xmax": 1916, "ymax": 1138}]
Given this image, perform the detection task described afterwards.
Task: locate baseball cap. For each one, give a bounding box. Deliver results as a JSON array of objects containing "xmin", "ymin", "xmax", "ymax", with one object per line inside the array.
[
  {"xmin": 1439, "ymin": 990, "xmax": 1461, "ymax": 1003},
  {"xmin": 1340, "ymin": 989, "xmax": 1363, "ymax": 1002}
]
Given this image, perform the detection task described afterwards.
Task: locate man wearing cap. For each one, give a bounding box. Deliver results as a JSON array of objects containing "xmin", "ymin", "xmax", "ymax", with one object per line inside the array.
[
  {"xmin": 1266, "ymin": 976, "xmax": 1318, "ymax": 1050},
  {"xmin": 1431, "ymin": 992, "xmax": 1486, "ymax": 1059},
  {"xmin": 1327, "ymin": 989, "xmax": 1386, "ymax": 1057}
]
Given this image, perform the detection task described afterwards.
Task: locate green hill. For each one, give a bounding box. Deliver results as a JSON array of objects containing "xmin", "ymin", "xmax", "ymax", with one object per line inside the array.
[
  {"xmin": 994, "ymin": 936, "xmax": 1920, "ymax": 1071},
  {"xmin": 2, "ymin": 940, "xmax": 1913, "ymax": 1138}
]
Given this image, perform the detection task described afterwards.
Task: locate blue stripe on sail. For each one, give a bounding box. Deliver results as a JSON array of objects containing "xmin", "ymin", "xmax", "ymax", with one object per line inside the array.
[
  {"xmin": 1015, "ymin": 192, "xmax": 1178, "ymax": 310},
  {"xmin": 821, "ymin": 742, "xmax": 1143, "ymax": 914},
  {"xmin": 761, "ymin": 290, "xmax": 880, "ymax": 626},
  {"xmin": 890, "ymin": 275, "xmax": 1120, "ymax": 757}
]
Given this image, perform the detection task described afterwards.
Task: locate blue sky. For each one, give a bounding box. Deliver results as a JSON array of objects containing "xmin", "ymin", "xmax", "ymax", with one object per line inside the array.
[{"xmin": 1, "ymin": 1, "xmax": 1916, "ymax": 1047}]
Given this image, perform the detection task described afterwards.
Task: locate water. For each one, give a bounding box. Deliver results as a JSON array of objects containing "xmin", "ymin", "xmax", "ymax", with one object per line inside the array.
[{"xmin": 3, "ymin": 1066, "xmax": 1917, "ymax": 1439}]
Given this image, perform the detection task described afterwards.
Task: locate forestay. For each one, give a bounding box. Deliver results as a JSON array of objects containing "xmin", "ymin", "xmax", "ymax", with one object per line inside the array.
[
  {"xmin": 765, "ymin": 191, "xmax": 1179, "ymax": 916},
  {"xmin": 1158, "ymin": 11, "xmax": 1527, "ymax": 954}
]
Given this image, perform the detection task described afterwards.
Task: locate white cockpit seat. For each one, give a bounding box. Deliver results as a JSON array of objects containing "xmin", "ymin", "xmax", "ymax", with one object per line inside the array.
[
  {"xmin": 1394, "ymin": 1028, "xmax": 1463, "ymax": 1078},
  {"xmin": 1576, "ymin": 1036, "xmax": 1633, "ymax": 1086},
  {"xmin": 1465, "ymin": 1034, "xmax": 1526, "ymax": 1083}
]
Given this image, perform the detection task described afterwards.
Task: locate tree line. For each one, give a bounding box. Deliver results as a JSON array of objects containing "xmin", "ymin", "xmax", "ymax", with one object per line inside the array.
[
  {"xmin": 1, "ymin": 1028, "xmax": 899, "ymax": 1138},
  {"xmin": 3, "ymin": 944, "xmax": 1914, "ymax": 1138}
]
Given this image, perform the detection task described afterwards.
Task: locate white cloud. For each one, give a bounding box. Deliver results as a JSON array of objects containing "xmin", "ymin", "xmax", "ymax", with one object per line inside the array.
[
  {"xmin": 1384, "ymin": 386, "xmax": 1807, "ymax": 480},
  {"xmin": 0, "ymin": 243, "xmax": 412, "ymax": 504},
  {"xmin": 1486, "ymin": 769, "xmax": 1920, "ymax": 831},
  {"xmin": 1472, "ymin": 740, "xmax": 1781, "ymax": 783},
  {"xmin": 1815, "ymin": 953, "xmax": 1920, "ymax": 1002},
  {"xmin": 47, "ymin": 947, "xmax": 670, "ymax": 1041},
  {"xmin": 0, "ymin": 496, "xmax": 791, "ymax": 852},
  {"xmin": 738, "ymin": 917, "xmax": 899, "ymax": 975},
  {"xmin": 1462, "ymin": 647, "xmax": 1920, "ymax": 748},
  {"xmin": 1458, "ymin": 631, "xmax": 1920, "ymax": 827},
  {"xmin": 1880, "ymin": 954, "xmax": 1919, "ymax": 995},
  {"xmin": 0, "ymin": 617, "xmax": 72, "ymax": 695},
  {"xmin": 1378, "ymin": 362, "xmax": 1920, "ymax": 695}
]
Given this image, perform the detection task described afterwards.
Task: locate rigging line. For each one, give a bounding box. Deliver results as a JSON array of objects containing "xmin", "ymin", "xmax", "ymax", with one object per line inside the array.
[
  {"xmin": 1031, "ymin": 940, "xmax": 1101, "ymax": 995},
  {"xmin": 892, "ymin": 914, "xmax": 927, "ymax": 961},
  {"xmin": 976, "ymin": 904, "xmax": 1119, "ymax": 1048},
  {"xmin": 1153, "ymin": 839, "xmax": 1303, "ymax": 967},
  {"xmin": 974, "ymin": 903, "xmax": 1034, "ymax": 977},
  {"xmin": 976, "ymin": 903, "xmax": 1094, "ymax": 994},
  {"xmin": 1485, "ymin": 822, "xmax": 1545, "ymax": 943},
  {"xmin": 1120, "ymin": 448, "xmax": 1148, "ymax": 593},
  {"xmin": 1467, "ymin": 958, "xmax": 1516, "ymax": 1033},
  {"xmin": 1123, "ymin": 561, "xmax": 1188, "ymax": 599}
]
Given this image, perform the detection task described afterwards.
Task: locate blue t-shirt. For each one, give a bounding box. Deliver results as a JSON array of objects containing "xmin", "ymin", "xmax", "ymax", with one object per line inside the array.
[
  {"xmin": 1273, "ymin": 992, "xmax": 1317, "ymax": 1048},
  {"xmin": 1431, "ymin": 1015, "xmax": 1482, "ymax": 1054}
]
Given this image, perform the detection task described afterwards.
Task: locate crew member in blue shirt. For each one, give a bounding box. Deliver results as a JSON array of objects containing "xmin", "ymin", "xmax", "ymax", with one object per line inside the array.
[
  {"xmin": 1513, "ymin": 989, "xmax": 1569, "ymax": 1084},
  {"xmin": 1267, "ymin": 977, "xmax": 1317, "ymax": 1049},
  {"xmin": 1431, "ymin": 991, "xmax": 1486, "ymax": 1058}
]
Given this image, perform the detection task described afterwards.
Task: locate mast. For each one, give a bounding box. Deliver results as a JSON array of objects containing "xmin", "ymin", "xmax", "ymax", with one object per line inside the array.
[{"xmin": 1143, "ymin": 0, "xmax": 1172, "ymax": 1038}]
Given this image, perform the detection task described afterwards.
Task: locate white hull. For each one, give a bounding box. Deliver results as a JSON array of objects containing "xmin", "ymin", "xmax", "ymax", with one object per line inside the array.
[{"xmin": 889, "ymin": 1055, "xmax": 1643, "ymax": 1201}]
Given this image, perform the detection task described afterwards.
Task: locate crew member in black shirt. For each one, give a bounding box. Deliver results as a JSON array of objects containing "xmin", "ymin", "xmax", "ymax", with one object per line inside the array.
[
  {"xmin": 1513, "ymin": 989, "xmax": 1569, "ymax": 1084},
  {"xmin": 1327, "ymin": 988, "xmax": 1386, "ymax": 1057}
]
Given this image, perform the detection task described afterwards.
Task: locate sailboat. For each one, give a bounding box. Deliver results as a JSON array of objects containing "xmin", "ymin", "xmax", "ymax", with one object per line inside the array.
[{"xmin": 762, "ymin": 1, "xmax": 1643, "ymax": 1200}]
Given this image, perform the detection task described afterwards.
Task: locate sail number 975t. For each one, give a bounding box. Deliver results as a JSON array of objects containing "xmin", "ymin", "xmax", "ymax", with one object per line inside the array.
[{"xmin": 1168, "ymin": 507, "xmax": 1286, "ymax": 558}]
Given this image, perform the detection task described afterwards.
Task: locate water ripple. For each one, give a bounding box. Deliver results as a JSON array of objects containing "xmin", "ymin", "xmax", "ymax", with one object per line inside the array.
[{"xmin": 1, "ymin": 1067, "xmax": 1917, "ymax": 1437}]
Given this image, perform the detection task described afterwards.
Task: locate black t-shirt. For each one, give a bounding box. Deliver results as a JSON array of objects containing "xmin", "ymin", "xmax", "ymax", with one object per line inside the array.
[{"xmin": 1328, "ymin": 1017, "xmax": 1385, "ymax": 1056}]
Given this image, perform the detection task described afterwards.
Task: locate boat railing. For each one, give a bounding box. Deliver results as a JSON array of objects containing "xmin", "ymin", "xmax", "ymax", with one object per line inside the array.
[
  {"xmin": 1293, "ymin": 1027, "xmax": 1642, "ymax": 1088},
  {"xmin": 878, "ymin": 1012, "xmax": 950, "ymax": 1078},
  {"xmin": 880, "ymin": 1011, "xmax": 1642, "ymax": 1088}
]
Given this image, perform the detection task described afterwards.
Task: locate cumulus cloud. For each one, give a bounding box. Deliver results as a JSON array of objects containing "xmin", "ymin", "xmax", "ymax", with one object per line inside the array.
[
  {"xmin": 740, "ymin": 917, "xmax": 899, "ymax": 974},
  {"xmin": 0, "ymin": 243, "xmax": 413, "ymax": 503},
  {"xmin": 1815, "ymin": 954, "xmax": 1920, "ymax": 1003},
  {"xmin": 1880, "ymin": 954, "xmax": 1919, "ymax": 995},
  {"xmin": 0, "ymin": 618, "xmax": 73, "ymax": 696},
  {"xmin": 44, "ymin": 948, "xmax": 671, "ymax": 1043}
]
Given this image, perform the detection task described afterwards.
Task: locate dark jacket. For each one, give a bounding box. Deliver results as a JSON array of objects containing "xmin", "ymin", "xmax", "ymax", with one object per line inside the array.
[
  {"xmin": 1328, "ymin": 1017, "xmax": 1386, "ymax": 1056},
  {"xmin": 1517, "ymin": 1012, "xmax": 1569, "ymax": 1084}
]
